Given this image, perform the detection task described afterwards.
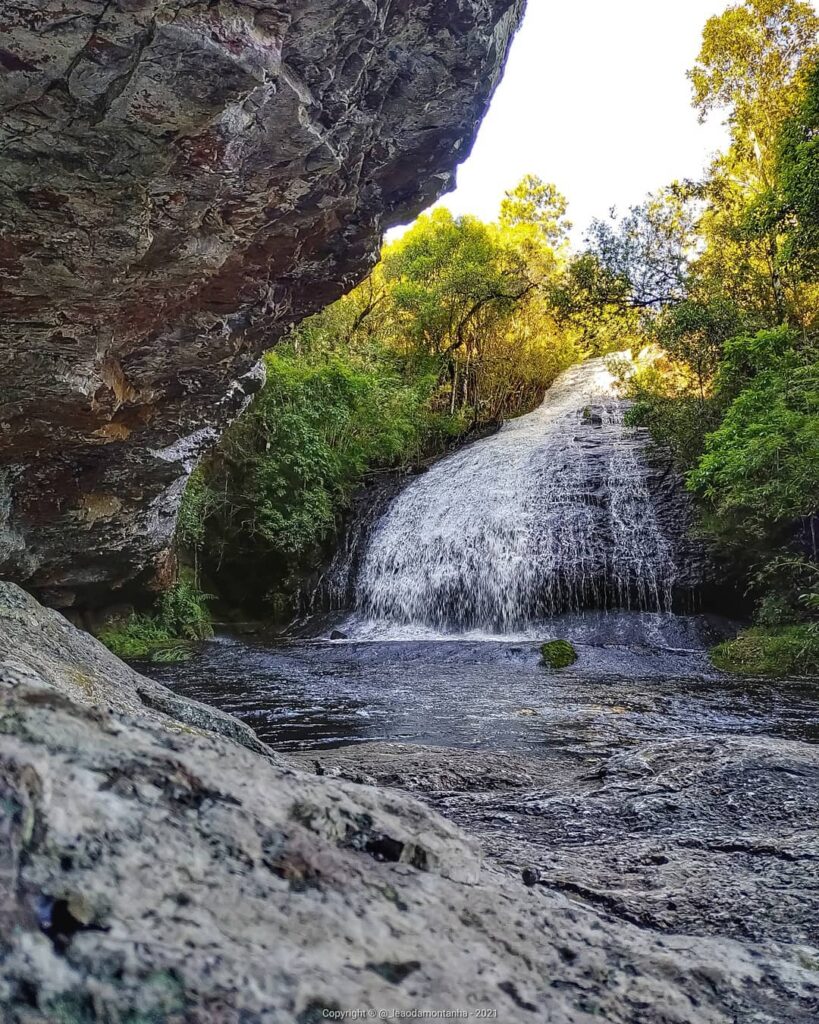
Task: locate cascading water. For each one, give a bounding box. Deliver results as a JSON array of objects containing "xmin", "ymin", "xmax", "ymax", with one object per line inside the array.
[{"xmin": 348, "ymin": 355, "xmax": 678, "ymax": 634}]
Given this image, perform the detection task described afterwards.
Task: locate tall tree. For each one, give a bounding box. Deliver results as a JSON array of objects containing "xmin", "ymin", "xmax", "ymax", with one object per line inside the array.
[
  {"xmin": 690, "ymin": 0, "xmax": 818, "ymax": 183},
  {"xmin": 499, "ymin": 174, "xmax": 572, "ymax": 248}
]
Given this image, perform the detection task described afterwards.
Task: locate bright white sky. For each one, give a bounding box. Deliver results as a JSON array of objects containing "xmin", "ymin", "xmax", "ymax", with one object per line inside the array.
[{"xmin": 392, "ymin": 0, "xmax": 742, "ymax": 242}]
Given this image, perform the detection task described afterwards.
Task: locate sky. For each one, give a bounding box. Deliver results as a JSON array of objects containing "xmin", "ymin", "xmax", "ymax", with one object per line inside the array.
[{"xmin": 392, "ymin": 0, "xmax": 739, "ymax": 242}]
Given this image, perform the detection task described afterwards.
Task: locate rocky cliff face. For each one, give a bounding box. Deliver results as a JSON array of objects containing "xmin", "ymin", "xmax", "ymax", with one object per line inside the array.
[{"xmin": 0, "ymin": 0, "xmax": 523, "ymax": 607}]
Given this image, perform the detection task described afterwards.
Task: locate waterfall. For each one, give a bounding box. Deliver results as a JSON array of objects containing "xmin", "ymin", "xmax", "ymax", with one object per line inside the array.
[{"xmin": 348, "ymin": 355, "xmax": 677, "ymax": 634}]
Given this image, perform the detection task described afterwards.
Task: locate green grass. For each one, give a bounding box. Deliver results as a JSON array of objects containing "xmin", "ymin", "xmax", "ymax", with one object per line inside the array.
[
  {"xmin": 540, "ymin": 640, "xmax": 578, "ymax": 669},
  {"xmin": 97, "ymin": 616, "xmax": 192, "ymax": 663},
  {"xmin": 711, "ymin": 625, "xmax": 819, "ymax": 677},
  {"xmin": 97, "ymin": 574, "xmax": 213, "ymax": 662}
]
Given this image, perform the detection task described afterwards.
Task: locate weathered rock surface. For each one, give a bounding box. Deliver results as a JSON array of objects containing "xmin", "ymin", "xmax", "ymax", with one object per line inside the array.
[
  {"xmin": 0, "ymin": 0, "xmax": 523, "ymax": 606},
  {"xmin": 0, "ymin": 582, "xmax": 270, "ymax": 754},
  {"xmin": 640, "ymin": 442, "xmax": 722, "ymax": 600},
  {"xmin": 307, "ymin": 738, "xmax": 819, "ymax": 948},
  {"xmin": 2, "ymin": 586, "xmax": 819, "ymax": 1022}
]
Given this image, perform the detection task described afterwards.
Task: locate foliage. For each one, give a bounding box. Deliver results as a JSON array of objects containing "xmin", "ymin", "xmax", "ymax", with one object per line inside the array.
[
  {"xmin": 192, "ymin": 344, "xmax": 469, "ymax": 610},
  {"xmin": 584, "ymin": 186, "xmax": 698, "ymax": 311},
  {"xmin": 540, "ymin": 640, "xmax": 578, "ymax": 669},
  {"xmin": 752, "ymin": 553, "xmax": 819, "ymax": 617},
  {"xmin": 156, "ymin": 572, "xmax": 214, "ymax": 641},
  {"xmin": 98, "ymin": 616, "xmax": 179, "ymax": 662},
  {"xmin": 596, "ymin": 3, "xmax": 819, "ymax": 674},
  {"xmin": 711, "ymin": 624, "xmax": 819, "ymax": 675},
  {"xmin": 750, "ymin": 62, "xmax": 819, "ymax": 285},
  {"xmin": 653, "ymin": 296, "xmax": 749, "ymax": 394},
  {"xmin": 499, "ymin": 173, "xmax": 572, "ymax": 247},
  {"xmin": 688, "ymin": 348, "xmax": 818, "ymax": 542},
  {"xmin": 689, "ymin": 0, "xmax": 818, "ymax": 175},
  {"xmin": 177, "ymin": 468, "xmax": 216, "ymax": 552},
  {"xmin": 98, "ymin": 573, "xmax": 212, "ymax": 662},
  {"xmin": 186, "ymin": 186, "xmax": 588, "ymax": 613},
  {"xmin": 625, "ymin": 355, "xmax": 724, "ymax": 469}
]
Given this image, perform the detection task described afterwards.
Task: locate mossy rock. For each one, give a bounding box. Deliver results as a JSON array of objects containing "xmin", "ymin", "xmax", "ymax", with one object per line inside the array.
[{"xmin": 540, "ymin": 640, "xmax": 578, "ymax": 669}]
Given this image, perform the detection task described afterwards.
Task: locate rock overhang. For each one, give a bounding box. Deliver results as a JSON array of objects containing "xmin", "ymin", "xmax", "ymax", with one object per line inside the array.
[{"xmin": 0, "ymin": 0, "xmax": 525, "ymax": 606}]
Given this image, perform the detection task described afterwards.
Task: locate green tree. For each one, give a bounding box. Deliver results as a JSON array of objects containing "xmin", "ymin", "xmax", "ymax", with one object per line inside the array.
[
  {"xmin": 747, "ymin": 60, "xmax": 819, "ymax": 290},
  {"xmin": 499, "ymin": 174, "xmax": 572, "ymax": 247},
  {"xmin": 690, "ymin": 0, "xmax": 818, "ymax": 182}
]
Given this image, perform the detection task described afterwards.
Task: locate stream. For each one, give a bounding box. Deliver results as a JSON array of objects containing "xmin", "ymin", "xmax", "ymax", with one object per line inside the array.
[{"xmin": 146, "ymin": 616, "xmax": 819, "ymax": 753}]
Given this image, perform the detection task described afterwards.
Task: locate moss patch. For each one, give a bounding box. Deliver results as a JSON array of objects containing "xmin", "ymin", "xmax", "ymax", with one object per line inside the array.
[
  {"xmin": 711, "ymin": 625, "xmax": 819, "ymax": 677},
  {"xmin": 540, "ymin": 640, "xmax": 578, "ymax": 669}
]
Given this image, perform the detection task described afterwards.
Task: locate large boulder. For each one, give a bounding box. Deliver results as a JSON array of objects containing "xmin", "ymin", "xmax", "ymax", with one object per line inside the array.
[
  {"xmin": 1, "ymin": 584, "xmax": 817, "ymax": 1022},
  {"xmin": 0, "ymin": 0, "xmax": 524, "ymax": 607}
]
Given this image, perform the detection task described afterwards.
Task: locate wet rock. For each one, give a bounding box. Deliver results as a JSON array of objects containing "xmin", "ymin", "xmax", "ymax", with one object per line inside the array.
[
  {"xmin": 330, "ymin": 629, "xmax": 348, "ymax": 641},
  {"xmin": 0, "ymin": 0, "xmax": 524, "ymax": 607},
  {"xmin": 1, "ymin": 592, "xmax": 818, "ymax": 1022},
  {"xmin": 640, "ymin": 447, "xmax": 723, "ymax": 599}
]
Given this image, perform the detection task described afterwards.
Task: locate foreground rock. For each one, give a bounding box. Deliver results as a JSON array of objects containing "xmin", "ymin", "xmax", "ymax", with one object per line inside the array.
[
  {"xmin": 0, "ymin": 583, "xmax": 269, "ymax": 755},
  {"xmin": 307, "ymin": 739, "xmax": 819, "ymax": 948},
  {"xmin": 0, "ymin": 0, "xmax": 523, "ymax": 606},
  {"xmin": 2, "ymin": 586, "xmax": 818, "ymax": 1022}
]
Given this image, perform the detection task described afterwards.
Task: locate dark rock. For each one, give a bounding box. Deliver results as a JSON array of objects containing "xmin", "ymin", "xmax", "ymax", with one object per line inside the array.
[
  {"xmin": 0, "ymin": 0, "xmax": 525, "ymax": 608},
  {"xmin": 308, "ymin": 738, "xmax": 819, "ymax": 949},
  {"xmin": 330, "ymin": 629, "xmax": 348, "ymax": 641}
]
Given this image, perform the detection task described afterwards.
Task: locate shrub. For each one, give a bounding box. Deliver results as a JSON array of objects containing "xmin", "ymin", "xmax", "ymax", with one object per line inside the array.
[
  {"xmin": 688, "ymin": 358, "xmax": 819, "ymax": 542},
  {"xmin": 97, "ymin": 574, "xmax": 212, "ymax": 662},
  {"xmin": 98, "ymin": 616, "xmax": 178, "ymax": 662},
  {"xmin": 156, "ymin": 573, "xmax": 213, "ymax": 641}
]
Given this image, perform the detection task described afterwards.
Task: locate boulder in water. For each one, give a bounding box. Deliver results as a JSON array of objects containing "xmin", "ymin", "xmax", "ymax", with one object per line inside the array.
[
  {"xmin": 330, "ymin": 629, "xmax": 348, "ymax": 641},
  {"xmin": 541, "ymin": 640, "xmax": 578, "ymax": 669}
]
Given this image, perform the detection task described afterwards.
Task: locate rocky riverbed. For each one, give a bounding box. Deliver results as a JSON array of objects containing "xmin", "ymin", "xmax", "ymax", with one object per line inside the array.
[{"xmin": 3, "ymin": 584, "xmax": 817, "ymax": 1022}]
